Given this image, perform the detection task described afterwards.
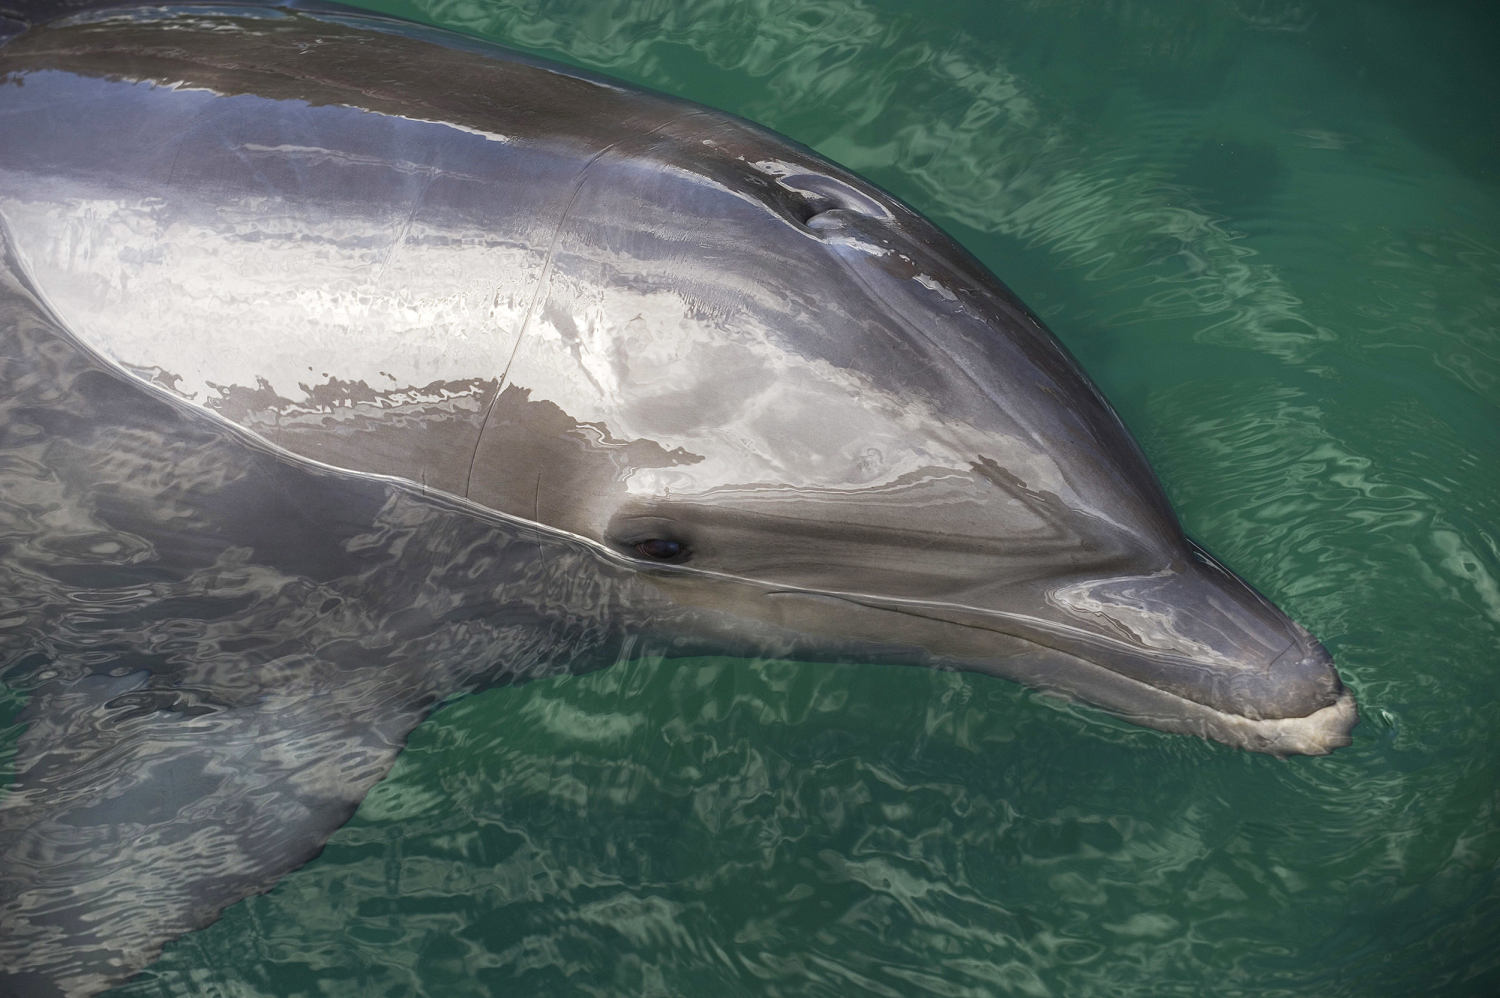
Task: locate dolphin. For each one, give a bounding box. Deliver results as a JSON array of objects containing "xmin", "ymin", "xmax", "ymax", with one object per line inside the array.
[{"xmin": 0, "ymin": 1, "xmax": 1356, "ymax": 993}]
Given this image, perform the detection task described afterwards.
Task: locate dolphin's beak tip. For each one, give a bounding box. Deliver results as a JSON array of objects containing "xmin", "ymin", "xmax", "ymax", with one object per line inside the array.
[
  {"xmin": 1256, "ymin": 638, "xmax": 1346, "ymax": 718},
  {"xmin": 1240, "ymin": 635, "xmax": 1359, "ymax": 755}
]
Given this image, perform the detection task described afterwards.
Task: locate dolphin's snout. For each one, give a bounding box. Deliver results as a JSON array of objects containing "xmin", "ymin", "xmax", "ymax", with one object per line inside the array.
[
  {"xmin": 1047, "ymin": 543, "xmax": 1349, "ymax": 727},
  {"xmin": 1012, "ymin": 555, "xmax": 1359, "ymax": 753}
]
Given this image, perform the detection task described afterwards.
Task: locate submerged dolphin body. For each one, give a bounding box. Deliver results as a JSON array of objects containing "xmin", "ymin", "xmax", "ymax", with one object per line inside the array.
[{"xmin": 0, "ymin": 2, "xmax": 1356, "ymax": 993}]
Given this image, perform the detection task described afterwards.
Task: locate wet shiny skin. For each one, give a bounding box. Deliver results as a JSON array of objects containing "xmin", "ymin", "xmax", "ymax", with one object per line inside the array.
[{"xmin": 0, "ymin": 2, "xmax": 1352, "ymax": 995}]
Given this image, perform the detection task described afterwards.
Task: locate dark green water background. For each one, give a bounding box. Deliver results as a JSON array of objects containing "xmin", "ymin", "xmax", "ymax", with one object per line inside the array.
[{"xmin": 112, "ymin": 0, "xmax": 1499, "ymax": 994}]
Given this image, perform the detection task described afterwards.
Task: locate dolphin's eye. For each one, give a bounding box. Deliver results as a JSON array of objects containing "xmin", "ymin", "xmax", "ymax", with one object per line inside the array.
[{"xmin": 634, "ymin": 538, "xmax": 687, "ymax": 561}]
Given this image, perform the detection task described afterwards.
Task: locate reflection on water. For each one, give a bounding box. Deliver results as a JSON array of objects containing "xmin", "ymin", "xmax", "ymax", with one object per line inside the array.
[{"xmin": 0, "ymin": 0, "xmax": 1494, "ymax": 995}]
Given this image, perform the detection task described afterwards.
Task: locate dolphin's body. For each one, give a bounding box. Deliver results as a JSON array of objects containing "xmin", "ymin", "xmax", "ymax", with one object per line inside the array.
[{"xmin": 0, "ymin": 2, "xmax": 1356, "ymax": 994}]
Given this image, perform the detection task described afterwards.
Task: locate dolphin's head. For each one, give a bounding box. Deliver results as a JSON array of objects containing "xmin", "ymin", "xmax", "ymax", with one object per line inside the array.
[
  {"xmin": 0, "ymin": 7, "xmax": 1354, "ymax": 755},
  {"xmin": 468, "ymin": 114, "xmax": 1356, "ymax": 756}
]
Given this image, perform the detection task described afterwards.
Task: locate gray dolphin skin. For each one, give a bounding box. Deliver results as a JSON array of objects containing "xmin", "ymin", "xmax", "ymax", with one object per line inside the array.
[{"xmin": 0, "ymin": 1, "xmax": 1356, "ymax": 993}]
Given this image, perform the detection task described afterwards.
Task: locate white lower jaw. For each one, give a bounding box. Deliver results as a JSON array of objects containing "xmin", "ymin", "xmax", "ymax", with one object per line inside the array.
[{"xmin": 1184, "ymin": 688, "xmax": 1358, "ymax": 757}]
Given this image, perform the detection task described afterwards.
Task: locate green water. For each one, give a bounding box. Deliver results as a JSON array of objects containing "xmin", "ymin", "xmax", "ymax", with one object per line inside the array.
[{"xmin": 115, "ymin": 0, "xmax": 1499, "ymax": 995}]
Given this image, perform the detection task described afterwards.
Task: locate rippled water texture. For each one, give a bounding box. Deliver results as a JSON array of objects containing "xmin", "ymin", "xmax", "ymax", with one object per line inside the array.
[{"xmin": 4, "ymin": 0, "xmax": 1496, "ymax": 994}]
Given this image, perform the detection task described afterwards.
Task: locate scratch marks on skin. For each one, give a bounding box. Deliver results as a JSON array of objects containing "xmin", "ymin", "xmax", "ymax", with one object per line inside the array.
[
  {"xmin": 373, "ymin": 167, "xmax": 439, "ymax": 290},
  {"xmin": 532, "ymin": 470, "xmax": 548, "ymax": 570},
  {"xmin": 463, "ymin": 110, "xmax": 707, "ymax": 498}
]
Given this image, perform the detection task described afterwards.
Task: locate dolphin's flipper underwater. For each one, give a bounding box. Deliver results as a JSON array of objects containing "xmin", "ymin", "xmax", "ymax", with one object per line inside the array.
[
  {"xmin": 1, "ymin": 681, "xmax": 426, "ymax": 997},
  {"xmin": 0, "ymin": 2, "xmax": 1355, "ymax": 993}
]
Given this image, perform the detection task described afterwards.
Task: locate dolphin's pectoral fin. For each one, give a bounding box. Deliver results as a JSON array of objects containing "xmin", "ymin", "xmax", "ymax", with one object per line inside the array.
[{"xmin": 0, "ymin": 670, "xmax": 429, "ymax": 998}]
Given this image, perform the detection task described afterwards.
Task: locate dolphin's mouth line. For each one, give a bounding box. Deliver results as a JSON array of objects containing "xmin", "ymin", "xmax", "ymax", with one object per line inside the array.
[
  {"xmin": 765, "ymin": 588, "xmax": 1356, "ymax": 755},
  {"xmin": 764, "ymin": 587, "xmax": 1308, "ymax": 719}
]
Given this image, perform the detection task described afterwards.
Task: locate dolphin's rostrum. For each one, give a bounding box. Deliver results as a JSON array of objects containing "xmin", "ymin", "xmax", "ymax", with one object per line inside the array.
[{"xmin": 0, "ymin": 1, "xmax": 1356, "ymax": 994}]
